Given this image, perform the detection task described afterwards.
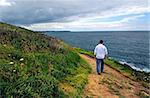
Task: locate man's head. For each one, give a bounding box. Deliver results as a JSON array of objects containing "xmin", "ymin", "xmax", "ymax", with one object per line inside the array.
[{"xmin": 99, "ymin": 40, "xmax": 103, "ymax": 44}]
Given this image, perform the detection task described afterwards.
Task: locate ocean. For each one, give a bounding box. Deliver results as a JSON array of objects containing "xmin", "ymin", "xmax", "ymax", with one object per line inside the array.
[{"xmin": 44, "ymin": 31, "xmax": 150, "ymax": 72}]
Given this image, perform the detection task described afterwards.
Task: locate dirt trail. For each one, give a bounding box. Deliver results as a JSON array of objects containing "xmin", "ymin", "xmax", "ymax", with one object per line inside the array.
[{"xmin": 80, "ymin": 54, "xmax": 145, "ymax": 98}]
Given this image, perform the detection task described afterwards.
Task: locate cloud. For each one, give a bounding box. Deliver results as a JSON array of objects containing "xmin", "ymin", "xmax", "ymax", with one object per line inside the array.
[
  {"xmin": 0, "ymin": 0, "xmax": 149, "ymax": 30},
  {"xmin": 118, "ymin": 15, "xmax": 146, "ymax": 23},
  {"xmin": 24, "ymin": 14, "xmax": 147, "ymax": 31},
  {"xmin": 0, "ymin": 0, "xmax": 11, "ymax": 6},
  {"xmin": 1, "ymin": 0, "xmax": 104, "ymax": 24},
  {"xmin": 0, "ymin": 0, "xmax": 15, "ymax": 7}
]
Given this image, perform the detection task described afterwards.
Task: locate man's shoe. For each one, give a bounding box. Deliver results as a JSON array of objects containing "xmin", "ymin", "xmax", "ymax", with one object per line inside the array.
[{"xmin": 98, "ymin": 73, "xmax": 101, "ymax": 75}]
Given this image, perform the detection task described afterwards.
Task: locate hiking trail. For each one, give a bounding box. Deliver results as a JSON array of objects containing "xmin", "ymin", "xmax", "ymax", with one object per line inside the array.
[{"xmin": 80, "ymin": 54, "xmax": 146, "ymax": 98}]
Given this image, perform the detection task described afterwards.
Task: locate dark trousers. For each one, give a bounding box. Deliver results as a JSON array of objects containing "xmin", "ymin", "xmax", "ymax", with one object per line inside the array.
[{"xmin": 96, "ymin": 58, "xmax": 104, "ymax": 73}]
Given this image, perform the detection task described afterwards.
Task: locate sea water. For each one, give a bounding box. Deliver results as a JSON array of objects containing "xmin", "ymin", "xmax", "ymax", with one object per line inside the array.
[{"xmin": 45, "ymin": 31, "xmax": 150, "ymax": 72}]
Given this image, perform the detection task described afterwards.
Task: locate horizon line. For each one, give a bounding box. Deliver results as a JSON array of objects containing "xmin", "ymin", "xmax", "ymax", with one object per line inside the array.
[{"xmin": 37, "ymin": 30, "xmax": 150, "ymax": 32}]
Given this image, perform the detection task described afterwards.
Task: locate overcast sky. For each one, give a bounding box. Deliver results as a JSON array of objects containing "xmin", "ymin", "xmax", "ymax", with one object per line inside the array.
[{"xmin": 0, "ymin": 0, "xmax": 149, "ymax": 31}]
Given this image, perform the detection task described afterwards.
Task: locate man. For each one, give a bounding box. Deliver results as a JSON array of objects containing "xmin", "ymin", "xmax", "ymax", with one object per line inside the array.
[{"xmin": 94, "ymin": 40, "xmax": 108, "ymax": 75}]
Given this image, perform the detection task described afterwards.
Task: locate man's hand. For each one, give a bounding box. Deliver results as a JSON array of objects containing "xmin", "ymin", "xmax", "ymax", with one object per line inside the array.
[
  {"xmin": 104, "ymin": 55, "xmax": 108, "ymax": 59},
  {"xmin": 94, "ymin": 56, "xmax": 96, "ymax": 60}
]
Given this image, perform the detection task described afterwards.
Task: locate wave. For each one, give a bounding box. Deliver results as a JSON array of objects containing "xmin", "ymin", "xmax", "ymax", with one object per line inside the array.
[
  {"xmin": 108, "ymin": 57, "xmax": 150, "ymax": 73},
  {"xmin": 118, "ymin": 61, "xmax": 150, "ymax": 73}
]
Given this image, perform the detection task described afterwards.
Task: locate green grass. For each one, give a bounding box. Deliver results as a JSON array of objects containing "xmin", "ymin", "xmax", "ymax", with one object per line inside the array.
[
  {"xmin": 74, "ymin": 47, "xmax": 133, "ymax": 77},
  {"xmin": 0, "ymin": 22, "xmax": 91, "ymax": 97},
  {"xmin": 104, "ymin": 59, "xmax": 133, "ymax": 78},
  {"xmin": 74, "ymin": 48, "xmax": 150, "ymax": 97},
  {"xmin": 74, "ymin": 47, "xmax": 150, "ymax": 83},
  {"xmin": 74, "ymin": 48, "xmax": 95, "ymax": 58},
  {"xmin": 60, "ymin": 58, "xmax": 91, "ymax": 97}
]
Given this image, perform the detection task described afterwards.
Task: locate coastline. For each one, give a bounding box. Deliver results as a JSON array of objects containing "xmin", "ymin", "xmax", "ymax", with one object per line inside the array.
[
  {"xmin": 44, "ymin": 31, "xmax": 149, "ymax": 72},
  {"xmin": 80, "ymin": 53, "xmax": 149, "ymax": 98},
  {"xmin": 118, "ymin": 61, "xmax": 150, "ymax": 73},
  {"xmin": 74, "ymin": 47, "xmax": 150, "ymax": 83},
  {"xmin": 1, "ymin": 22, "xmax": 149, "ymax": 97}
]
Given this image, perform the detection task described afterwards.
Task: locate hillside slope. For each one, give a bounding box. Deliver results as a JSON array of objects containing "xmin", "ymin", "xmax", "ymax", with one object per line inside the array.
[{"xmin": 0, "ymin": 22, "xmax": 91, "ymax": 97}]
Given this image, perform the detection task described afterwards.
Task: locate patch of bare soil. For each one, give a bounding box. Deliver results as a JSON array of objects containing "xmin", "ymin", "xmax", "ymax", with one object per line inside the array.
[{"xmin": 80, "ymin": 54, "xmax": 148, "ymax": 98}]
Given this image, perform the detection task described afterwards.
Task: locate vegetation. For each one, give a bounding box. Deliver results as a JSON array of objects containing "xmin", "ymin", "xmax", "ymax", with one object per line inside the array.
[
  {"xmin": 0, "ymin": 22, "xmax": 91, "ymax": 97},
  {"xmin": 1, "ymin": 22, "xmax": 149, "ymax": 97},
  {"xmin": 75, "ymin": 47, "xmax": 150, "ymax": 97},
  {"xmin": 74, "ymin": 47, "xmax": 150, "ymax": 83}
]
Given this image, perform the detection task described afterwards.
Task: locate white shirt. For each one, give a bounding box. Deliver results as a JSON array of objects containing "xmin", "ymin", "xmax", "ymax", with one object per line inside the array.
[{"xmin": 94, "ymin": 44, "xmax": 108, "ymax": 59}]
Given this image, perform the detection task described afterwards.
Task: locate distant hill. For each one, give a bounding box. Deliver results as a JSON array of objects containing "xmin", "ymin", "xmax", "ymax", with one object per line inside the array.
[
  {"xmin": 0, "ymin": 22, "xmax": 91, "ymax": 97},
  {"xmin": 42, "ymin": 31, "xmax": 71, "ymax": 32}
]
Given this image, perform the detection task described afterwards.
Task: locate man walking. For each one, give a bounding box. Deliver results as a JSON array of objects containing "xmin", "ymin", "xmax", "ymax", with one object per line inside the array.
[{"xmin": 94, "ymin": 40, "xmax": 108, "ymax": 75}]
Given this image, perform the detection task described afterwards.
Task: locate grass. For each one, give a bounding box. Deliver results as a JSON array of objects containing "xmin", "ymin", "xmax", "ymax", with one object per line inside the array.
[
  {"xmin": 74, "ymin": 48, "xmax": 95, "ymax": 58},
  {"xmin": 58, "ymin": 58, "xmax": 91, "ymax": 97},
  {"xmin": 74, "ymin": 47, "xmax": 132, "ymax": 74},
  {"xmin": 74, "ymin": 47, "xmax": 150, "ymax": 98},
  {"xmin": 104, "ymin": 59, "xmax": 133, "ymax": 78},
  {"xmin": 74, "ymin": 47, "xmax": 150, "ymax": 83},
  {"xmin": 108, "ymin": 85, "xmax": 120, "ymax": 95},
  {"xmin": 0, "ymin": 22, "xmax": 91, "ymax": 97},
  {"xmin": 1, "ymin": 22, "xmax": 149, "ymax": 97}
]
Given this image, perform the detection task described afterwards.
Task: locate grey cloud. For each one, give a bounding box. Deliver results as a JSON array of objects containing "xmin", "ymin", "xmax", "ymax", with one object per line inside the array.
[{"xmin": 0, "ymin": 0, "xmax": 148, "ymax": 25}]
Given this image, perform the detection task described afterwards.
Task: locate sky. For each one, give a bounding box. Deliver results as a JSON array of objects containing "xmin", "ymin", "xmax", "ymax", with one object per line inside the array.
[{"xmin": 0, "ymin": 0, "xmax": 149, "ymax": 31}]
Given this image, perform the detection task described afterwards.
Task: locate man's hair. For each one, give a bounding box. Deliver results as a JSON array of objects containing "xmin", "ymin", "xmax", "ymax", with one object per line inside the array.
[{"xmin": 99, "ymin": 40, "xmax": 103, "ymax": 44}]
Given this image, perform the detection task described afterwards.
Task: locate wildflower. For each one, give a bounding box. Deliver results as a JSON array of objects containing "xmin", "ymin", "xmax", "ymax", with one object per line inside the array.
[
  {"xmin": 9, "ymin": 62, "xmax": 14, "ymax": 65},
  {"xmin": 20, "ymin": 58, "xmax": 24, "ymax": 61},
  {"xmin": 8, "ymin": 54, "xmax": 11, "ymax": 57},
  {"xmin": 13, "ymin": 69, "xmax": 16, "ymax": 72}
]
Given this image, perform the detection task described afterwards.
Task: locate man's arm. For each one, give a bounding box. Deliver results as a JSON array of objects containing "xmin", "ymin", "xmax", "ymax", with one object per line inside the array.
[
  {"xmin": 104, "ymin": 46, "xmax": 108, "ymax": 59},
  {"xmin": 94, "ymin": 46, "xmax": 97, "ymax": 56},
  {"xmin": 94, "ymin": 46, "xmax": 97, "ymax": 59},
  {"xmin": 94, "ymin": 47, "xmax": 97, "ymax": 59}
]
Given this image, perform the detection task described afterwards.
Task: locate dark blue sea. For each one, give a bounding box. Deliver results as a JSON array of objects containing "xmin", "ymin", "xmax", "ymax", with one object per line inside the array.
[{"xmin": 44, "ymin": 31, "xmax": 150, "ymax": 72}]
